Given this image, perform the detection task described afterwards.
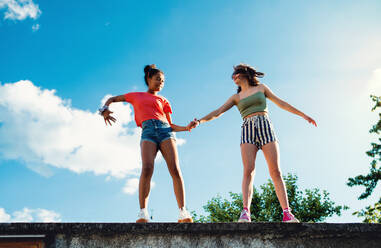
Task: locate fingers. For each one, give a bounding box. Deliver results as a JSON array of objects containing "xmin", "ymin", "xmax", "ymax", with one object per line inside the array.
[
  {"xmin": 185, "ymin": 119, "xmax": 199, "ymax": 132},
  {"xmin": 107, "ymin": 119, "xmax": 112, "ymax": 126},
  {"xmin": 188, "ymin": 122, "xmax": 197, "ymax": 131},
  {"xmin": 306, "ymin": 116, "xmax": 317, "ymax": 127},
  {"xmin": 191, "ymin": 118, "xmax": 199, "ymax": 127},
  {"xmin": 103, "ymin": 116, "xmax": 116, "ymax": 126},
  {"xmin": 311, "ymin": 119, "xmax": 317, "ymax": 127},
  {"xmin": 189, "ymin": 120, "xmax": 197, "ymax": 128},
  {"xmin": 189, "ymin": 122, "xmax": 197, "ymax": 129}
]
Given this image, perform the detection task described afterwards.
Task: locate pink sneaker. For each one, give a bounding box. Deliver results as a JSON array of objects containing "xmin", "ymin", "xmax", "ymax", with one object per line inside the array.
[
  {"xmin": 238, "ymin": 208, "xmax": 251, "ymax": 222},
  {"xmin": 282, "ymin": 208, "xmax": 299, "ymax": 223}
]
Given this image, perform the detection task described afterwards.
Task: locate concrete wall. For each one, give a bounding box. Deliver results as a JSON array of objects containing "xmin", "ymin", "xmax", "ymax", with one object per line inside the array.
[{"xmin": 1, "ymin": 223, "xmax": 380, "ymax": 248}]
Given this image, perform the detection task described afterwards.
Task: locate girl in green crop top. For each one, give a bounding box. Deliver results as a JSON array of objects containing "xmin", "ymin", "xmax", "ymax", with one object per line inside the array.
[{"xmin": 191, "ymin": 63, "xmax": 317, "ymax": 223}]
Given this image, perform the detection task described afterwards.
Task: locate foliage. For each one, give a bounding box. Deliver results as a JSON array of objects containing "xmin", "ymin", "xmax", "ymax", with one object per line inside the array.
[
  {"xmin": 347, "ymin": 95, "xmax": 381, "ymax": 223},
  {"xmin": 192, "ymin": 173, "xmax": 347, "ymax": 223},
  {"xmin": 353, "ymin": 200, "xmax": 381, "ymax": 223}
]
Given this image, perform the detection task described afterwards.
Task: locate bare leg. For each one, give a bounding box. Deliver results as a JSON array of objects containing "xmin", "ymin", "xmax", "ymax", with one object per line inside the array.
[
  {"xmin": 262, "ymin": 141, "xmax": 289, "ymax": 209},
  {"xmin": 159, "ymin": 138, "xmax": 185, "ymax": 209},
  {"xmin": 139, "ymin": 140, "xmax": 158, "ymax": 209},
  {"xmin": 240, "ymin": 143, "xmax": 259, "ymax": 210}
]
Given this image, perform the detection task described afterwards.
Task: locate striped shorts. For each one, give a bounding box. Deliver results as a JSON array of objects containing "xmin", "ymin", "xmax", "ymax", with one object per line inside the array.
[{"xmin": 240, "ymin": 115, "xmax": 277, "ymax": 149}]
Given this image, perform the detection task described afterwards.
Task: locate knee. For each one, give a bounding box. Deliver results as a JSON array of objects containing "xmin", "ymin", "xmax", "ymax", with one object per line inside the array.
[
  {"xmin": 243, "ymin": 166, "xmax": 255, "ymax": 178},
  {"xmin": 141, "ymin": 163, "xmax": 154, "ymax": 178},
  {"xmin": 269, "ymin": 168, "xmax": 282, "ymax": 179},
  {"xmin": 168, "ymin": 164, "xmax": 181, "ymax": 179}
]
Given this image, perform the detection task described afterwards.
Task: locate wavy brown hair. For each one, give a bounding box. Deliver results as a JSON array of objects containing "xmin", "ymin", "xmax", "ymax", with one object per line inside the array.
[{"xmin": 232, "ymin": 63, "xmax": 264, "ymax": 93}]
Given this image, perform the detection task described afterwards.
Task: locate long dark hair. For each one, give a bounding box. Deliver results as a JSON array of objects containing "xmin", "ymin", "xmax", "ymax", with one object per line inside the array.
[
  {"xmin": 144, "ymin": 64, "xmax": 163, "ymax": 86},
  {"xmin": 232, "ymin": 63, "xmax": 264, "ymax": 93}
]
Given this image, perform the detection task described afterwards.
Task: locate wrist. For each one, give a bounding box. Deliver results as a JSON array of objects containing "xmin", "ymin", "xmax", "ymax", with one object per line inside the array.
[{"xmin": 99, "ymin": 105, "xmax": 109, "ymax": 115}]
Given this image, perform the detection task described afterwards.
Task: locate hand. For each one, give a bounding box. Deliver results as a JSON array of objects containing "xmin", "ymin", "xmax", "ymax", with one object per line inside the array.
[
  {"xmin": 303, "ymin": 114, "xmax": 317, "ymax": 127},
  {"xmin": 185, "ymin": 122, "xmax": 194, "ymax": 131},
  {"xmin": 102, "ymin": 110, "xmax": 116, "ymax": 126},
  {"xmin": 190, "ymin": 118, "xmax": 200, "ymax": 128},
  {"xmin": 186, "ymin": 119, "xmax": 199, "ymax": 131}
]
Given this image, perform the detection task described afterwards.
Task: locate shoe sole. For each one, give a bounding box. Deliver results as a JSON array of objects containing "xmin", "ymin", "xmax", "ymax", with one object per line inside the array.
[
  {"xmin": 283, "ymin": 219, "xmax": 300, "ymax": 223},
  {"xmin": 136, "ymin": 218, "xmax": 149, "ymax": 223},
  {"xmin": 237, "ymin": 219, "xmax": 251, "ymax": 223},
  {"xmin": 178, "ymin": 218, "xmax": 193, "ymax": 223}
]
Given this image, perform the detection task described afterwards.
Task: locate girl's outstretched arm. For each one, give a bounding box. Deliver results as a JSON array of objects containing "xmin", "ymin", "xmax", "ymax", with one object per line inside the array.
[
  {"xmin": 263, "ymin": 84, "xmax": 317, "ymax": 127},
  {"xmin": 195, "ymin": 94, "xmax": 238, "ymax": 126},
  {"xmin": 165, "ymin": 113, "xmax": 194, "ymax": 132},
  {"xmin": 104, "ymin": 95, "xmax": 126, "ymax": 106},
  {"xmin": 101, "ymin": 95, "xmax": 126, "ymax": 126}
]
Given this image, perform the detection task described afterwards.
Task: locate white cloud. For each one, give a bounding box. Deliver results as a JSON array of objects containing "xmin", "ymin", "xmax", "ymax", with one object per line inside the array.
[
  {"xmin": 35, "ymin": 208, "xmax": 61, "ymax": 222},
  {"xmin": 0, "ymin": 80, "xmax": 142, "ymax": 178},
  {"xmin": 0, "ymin": 0, "xmax": 41, "ymax": 21},
  {"xmin": 368, "ymin": 68, "xmax": 381, "ymax": 94},
  {"xmin": 0, "ymin": 207, "xmax": 61, "ymax": 222},
  {"xmin": 123, "ymin": 178, "xmax": 156, "ymax": 195},
  {"xmin": 123, "ymin": 178, "xmax": 139, "ymax": 195},
  {"xmin": 0, "ymin": 80, "xmax": 185, "ymax": 179},
  {"xmin": 12, "ymin": 208, "xmax": 33, "ymax": 222},
  {"xmin": 0, "ymin": 208, "xmax": 11, "ymax": 222},
  {"xmin": 176, "ymin": 138, "xmax": 186, "ymax": 146},
  {"xmin": 31, "ymin": 23, "xmax": 39, "ymax": 31}
]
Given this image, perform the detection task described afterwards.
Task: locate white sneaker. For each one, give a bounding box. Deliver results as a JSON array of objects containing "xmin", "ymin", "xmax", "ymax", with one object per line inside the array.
[
  {"xmin": 136, "ymin": 208, "xmax": 150, "ymax": 223},
  {"xmin": 282, "ymin": 208, "xmax": 300, "ymax": 223},
  {"xmin": 237, "ymin": 208, "xmax": 251, "ymax": 223},
  {"xmin": 178, "ymin": 207, "xmax": 193, "ymax": 223}
]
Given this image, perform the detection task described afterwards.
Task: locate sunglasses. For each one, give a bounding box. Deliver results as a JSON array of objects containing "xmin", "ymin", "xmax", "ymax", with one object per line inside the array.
[{"xmin": 231, "ymin": 69, "xmax": 247, "ymax": 79}]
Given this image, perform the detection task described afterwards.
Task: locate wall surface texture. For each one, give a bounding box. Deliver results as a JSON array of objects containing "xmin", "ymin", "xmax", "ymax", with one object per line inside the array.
[{"xmin": 0, "ymin": 223, "xmax": 380, "ymax": 248}]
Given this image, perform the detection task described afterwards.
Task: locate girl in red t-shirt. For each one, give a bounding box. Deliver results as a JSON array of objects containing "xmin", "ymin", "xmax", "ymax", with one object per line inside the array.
[{"xmin": 100, "ymin": 65, "xmax": 194, "ymax": 223}]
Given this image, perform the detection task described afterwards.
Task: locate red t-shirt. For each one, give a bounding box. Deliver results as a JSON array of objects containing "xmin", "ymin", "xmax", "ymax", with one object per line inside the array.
[{"xmin": 124, "ymin": 92, "xmax": 172, "ymax": 127}]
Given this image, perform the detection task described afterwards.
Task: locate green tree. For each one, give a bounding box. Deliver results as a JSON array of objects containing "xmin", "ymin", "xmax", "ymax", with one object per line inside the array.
[
  {"xmin": 353, "ymin": 202, "xmax": 381, "ymax": 223},
  {"xmin": 192, "ymin": 173, "xmax": 347, "ymax": 223},
  {"xmin": 347, "ymin": 95, "xmax": 381, "ymax": 223}
]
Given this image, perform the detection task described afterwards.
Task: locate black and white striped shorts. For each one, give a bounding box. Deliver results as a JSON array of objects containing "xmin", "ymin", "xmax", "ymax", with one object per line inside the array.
[{"xmin": 240, "ymin": 115, "xmax": 277, "ymax": 149}]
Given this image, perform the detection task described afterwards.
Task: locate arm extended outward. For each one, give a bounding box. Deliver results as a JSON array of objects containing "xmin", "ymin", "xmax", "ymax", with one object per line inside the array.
[
  {"xmin": 196, "ymin": 94, "xmax": 238, "ymax": 125},
  {"xmin": 263, "ymin": 84, "xmax": 317, "ymax": 127},
  {"xmin": 165, "ymin": 112, "xmax": 194, "ymax": 132},
  {"xmin": 101, "ymin": 95, "xmax": 126, "ymax": 126}
]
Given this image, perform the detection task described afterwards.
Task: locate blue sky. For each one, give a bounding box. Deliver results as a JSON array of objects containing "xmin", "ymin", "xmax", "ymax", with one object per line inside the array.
[{"xmin": 0, "ymin": 0, "xmax": 380, "ymax": 222}]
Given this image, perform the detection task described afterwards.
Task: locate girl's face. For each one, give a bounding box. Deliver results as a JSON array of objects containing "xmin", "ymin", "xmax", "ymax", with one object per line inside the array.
[
  {"xmin": 148, "ymin": 72, "xmax": 165, "ymax": 92},
  {"xmin": 232, "ymin": 73, "xmax": 245, "ymax": 85}
]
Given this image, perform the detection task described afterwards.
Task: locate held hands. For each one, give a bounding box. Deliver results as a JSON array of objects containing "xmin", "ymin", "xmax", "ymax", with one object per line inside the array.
[
  {"xmin": 186, "ymin": 118, "xmax": 200, "ymax": 131},
  {"xmin": 102, "ymin": 110, "xmax": 116, "ymax": 126}
]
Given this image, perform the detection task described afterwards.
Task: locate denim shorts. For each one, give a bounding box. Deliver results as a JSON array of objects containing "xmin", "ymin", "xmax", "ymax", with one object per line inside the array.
[
  {"xmin": 240, "ymin": 114, "xmax": 277, "ymax": 149},
  {"xmin": 141, "ymin": 119, "xmax": 176, "ymax": 145}
]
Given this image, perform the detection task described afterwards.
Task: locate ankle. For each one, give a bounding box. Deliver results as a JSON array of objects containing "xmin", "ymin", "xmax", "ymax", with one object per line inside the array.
[
  {"xmin": 283, "ymin": 207, "xmax": 291, "ymax": 213},
  {"xmin": 243, "ymin": 207, "xmax": 250, "ymax": 213}
]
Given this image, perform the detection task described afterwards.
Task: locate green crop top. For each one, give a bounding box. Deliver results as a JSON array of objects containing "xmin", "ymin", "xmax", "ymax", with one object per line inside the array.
[{"xmin": 237, "ymin": 91, "xmax": 267, "ymax": 118}]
